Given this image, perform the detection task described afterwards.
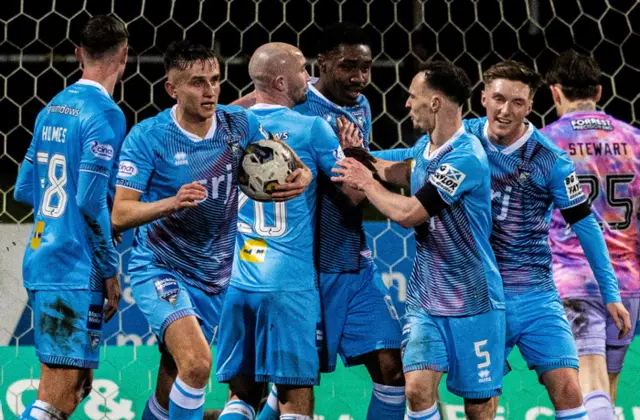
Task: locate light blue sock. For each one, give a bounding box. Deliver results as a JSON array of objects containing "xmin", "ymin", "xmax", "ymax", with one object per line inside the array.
[
  {"xmin": 584, "ymin": 391, "xmax": 614, "ymax": 420},
  {"xmin": 141, "ymin": 393, "xmax": 169, "ymax": 420},
  {"xmin": 556, "ymin": 405, "xmax": 589, "ymax": 420},
  {"xmin": 218, "ymin": 400, "xmax": 256, "ymax": 419},
  {"xmin": 407, "ymin": 402, "xmax": 440, "ymax": 420},
  {"xmin": 258, "ymin": 384, "xmax": 280, "ymax": 420},
  {"xmin": 168, "ymin": 377, "xmax": 206, "ymax": 419},
  {"xmin": 367, "ymin": 383, "xmax": 406, "ymax": 420},
  {"xmin": 21, "ymin": 400, "xmax": 68, "ymax": 420}
]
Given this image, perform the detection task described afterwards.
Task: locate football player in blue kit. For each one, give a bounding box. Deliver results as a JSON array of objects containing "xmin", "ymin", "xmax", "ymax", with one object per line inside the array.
[
  {"xmin": 216, "ymin": 42, "xmax": 362, "ymax": 420},
  {"xmin": 14, "ymin": 15, "xmax": 129, "ymax": 420},
  {"xmin": 333, "ymin": 61, "xmax": 505, "ymax": 420},
  {"xmin": 111, "ymin": 41, "xmax": 311, "ymax": 420}
]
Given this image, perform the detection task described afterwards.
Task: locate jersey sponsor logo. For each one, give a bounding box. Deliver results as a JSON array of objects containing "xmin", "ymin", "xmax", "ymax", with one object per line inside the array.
[
  {"xmin": 118, "ymin": 161, "xmax": 138, "ymax": 177},
  {"xmin": 153, "ymin": 277, "xmax": 180, "ymax": 306},
  {"xmin": 351, "ymin": 110, "xmax": 366, "ymax": 128},
  {"xmin": 240, "ymin": 238, "xmax": 268, "ymax": 263},
  {"xmin": 429, "ymin": 163, "xmax": 466, "ymax": 196},
  {"xmin": 174, "ymin": 151, "xmax": 188, "ymax": 166},
  {"xmin": 87, "ymin": 304, "xmax": 104, "ymax": 330},
  {"xmin": 90, "ymin": 141, "xmax": 114, "ymax": 161},
  {"xmin": 271, "ymin": 132, "xmax": 289, "ymax": 141},
  {"xmin": 571, "ymin": 117, "xmax": 613, "ymax": 131},
  {"xmin": 333, "ymin": 146, "xmax": 346, "ymax": 160},
  {"xmin": 46, "ymin": 104, "xmax": 80, "ymax": 117},
  {"xmin": 564, "ymin": 172, "xmax": 585, "ymax": 201}
]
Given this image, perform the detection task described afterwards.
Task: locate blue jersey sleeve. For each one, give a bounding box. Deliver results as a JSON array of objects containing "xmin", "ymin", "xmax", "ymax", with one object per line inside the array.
[
  {"xmin": 77, "ymin": 171, "xmax": 119, "ymax": 279},
  {"xmin": 371, "ymin": 147, "xmax": 414, "ymax": 162},
  {"xmin": 549, "ymin": 153, "xmax": 587, "ymax": 210},
  {"xmin": 14, "ymin": 112, "xmax": 44, "ymax": 207},
  {"xmin": 242, "ymin": 109, "xmax": 268, "ymax": 147},
  {"xmin": 572, "ymin": 214, "xmax": 621, "ymax": 304},
  {"xmin": 428, "ymin": 150, "xmax": 483, "ymax": 205},
  {"xmin": 311, "ymin": 117, "xmax": 343, "ymax": 176},
  {"xmin": 116, "ymin": 125, "xmax": 156, "ymax": 192},
  {"xmin": 80, "ymin": 109, "xmax": 126, "ymax": 178}
]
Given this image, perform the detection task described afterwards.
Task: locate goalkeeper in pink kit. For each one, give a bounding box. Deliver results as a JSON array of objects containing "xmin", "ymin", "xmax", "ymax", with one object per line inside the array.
[{"xmin": 544, "ymin": 49, "xmax": 639, "ymax": 419}]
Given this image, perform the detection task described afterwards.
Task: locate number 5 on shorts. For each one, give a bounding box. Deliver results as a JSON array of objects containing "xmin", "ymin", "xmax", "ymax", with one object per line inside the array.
[{"xmin": 474, "ymin": 340, "xmax": 491, "ymax": 369}]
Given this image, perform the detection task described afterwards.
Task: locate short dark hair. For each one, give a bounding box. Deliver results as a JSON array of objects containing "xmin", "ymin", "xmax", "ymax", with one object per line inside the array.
[
  {"xmin": 80, "ymin": 15, "xmax": 128, "ymax": 59},
  {"xmin": 545, "ymin": 49, "xmax": 601, "ymax": 101},
  {"xmin": 483, "ymin": 60, "xmax": 543, "ymax": 97},
  {"xmin": 164, "ymin": 40, "xmax": 218, "ymax": 73},
  {"xmin": 421, "ymin": 61, "xmax": 472, "ymax": 106},
  {"xmin": 319, "ymin": 22, "xmax": 371, "ymax": 55}
]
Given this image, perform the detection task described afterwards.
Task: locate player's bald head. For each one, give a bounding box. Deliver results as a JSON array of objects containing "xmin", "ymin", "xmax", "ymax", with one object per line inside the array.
[{"xmin": 249, "ymin": 43, "xmax": 304, "ymax": 90}]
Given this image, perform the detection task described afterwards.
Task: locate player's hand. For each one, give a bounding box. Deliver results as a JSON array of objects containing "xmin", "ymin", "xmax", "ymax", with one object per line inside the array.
[
  {"xmin": 103, "ymin": 275, "xmax": 121, "ymax": 323},
  {"xmin": 607, "ymin": 302, "xmax": 632, "ymax": 339},
  {"xmin": 337, "ymin": 116, "xmax": 362, "ymax": 149},
  {"xmin": 271, "ymin": 166, "xmax": 312, "ymax": 201},
  {"xmin": 112, "ymin": 229, "xmax": 123, "ymax": 246},
  {"xmin": 171, "ymin": 181, "xmax": 207, "ymax": 212},
  {"xmin": 331, "ymin": 157, "xmax": 375, "ymax": 191},
  {"xmin": 344, "ymin": 147, "xmax": 378, "ymax": 173}
]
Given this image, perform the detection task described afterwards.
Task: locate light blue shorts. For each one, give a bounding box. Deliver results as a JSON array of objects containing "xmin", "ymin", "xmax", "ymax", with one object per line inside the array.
[
  {"xmin": 216, "ymin": 286, "xmax": 321, "ymax": 385},
  {"xmin": 402, "ymin": 305, "xmax": 505, "ymax": 399},
  {"xmin": 319, "ymin": 263, "xmax": 402, "ymax": 372}
]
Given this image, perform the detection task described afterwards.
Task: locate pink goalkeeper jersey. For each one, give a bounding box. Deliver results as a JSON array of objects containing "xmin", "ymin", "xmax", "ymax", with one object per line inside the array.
[{"xmin": 544, "ymin": 110, "xmax": 640, "ymax": 299}]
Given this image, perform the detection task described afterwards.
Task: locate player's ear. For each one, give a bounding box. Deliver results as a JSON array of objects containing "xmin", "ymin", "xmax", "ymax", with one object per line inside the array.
[
  {"xmin": 274, "ymin": 75, "xmax": 286, "ymax": 92},
  {"xmin": 480, "ymin": 90, "xmax": 487, "ymax": 108},
  {"xmin": 75, "ymin": 47, "xmax": 84, "ymax": 70},
  {"xmin": 431, "ymin": 96, "xmax": 441, "ymax": 113},
  {"xmin": 317, "ymin": 54, "xmax": 327, "ymax": 73},
  {"xmin": 595, "ymin": 85, "xmax": 602, "ymax": 102},
  {"xmin": 120, "ymin": 43, "xmax": 128, "ymax": 65},
  {"xmin": 165, "ymin": 79, "xmax": 177, "ymax": 100},
  {"xmin": 549, "ymin": 85, "xmax": 561, "ymax": 106}
]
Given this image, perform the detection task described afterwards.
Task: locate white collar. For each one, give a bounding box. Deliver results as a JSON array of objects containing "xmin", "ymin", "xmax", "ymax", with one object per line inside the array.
[
  {"xmin": 308, "ymin": 82, "xmax": 344, "ymax": 109},
  {"xmin": 170, "ymin": 104, "xmax": 217, "ymax": 142},
  {"xmin": 249, "ymin": 103, "xmax": 287, "ymax": 110},
  {"xmin": 424, "ymin": 125, "xmax": 466, "ymax": 160},
  {"xmin": 76, "ymin": 79, "xmax": 110, "ymax": 97},
  {"xmin": 483, "ymin": 120, "xmax": 534, "ymax": 155}
]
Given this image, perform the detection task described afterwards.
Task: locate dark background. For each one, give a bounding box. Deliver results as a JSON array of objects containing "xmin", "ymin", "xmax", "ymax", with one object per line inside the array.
[{"xmin": 1, "ymin": 0, "xmax": 638, "ymax": 222}]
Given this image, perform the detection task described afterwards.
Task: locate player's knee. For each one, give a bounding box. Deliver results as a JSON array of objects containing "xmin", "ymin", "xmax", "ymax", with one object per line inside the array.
[
  {"xmin": 405, "ymin": 377, "xmax": 435, "ymax": 408},
  {"xmin": 464, "ymin": 397, "xmax": 495, "ymax": 420},
  {"xmin": 549, "ymin": 375, "xmax": 583, "ymax": 409},
  {"xmin": 366, "ymin": 349, "xmax": 405, "ymax": 385},
  {"xmin": 179, "ymin": 349, "xmax": 212, "ymax": 384}
]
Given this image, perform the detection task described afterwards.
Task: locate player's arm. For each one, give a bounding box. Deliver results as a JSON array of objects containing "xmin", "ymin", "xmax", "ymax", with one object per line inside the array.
[
  {"xmin": 311, "ymin": 117, "xmax": 365, "ymax": 205},
  {"xmin": 111, "ymin": 126, "xmax": 205, "ymax": 232},
  {"xmin": 230, "ymin": 90, "xmax": 257, "ymax": 108},
  {"xmin": 331, "ymin": 158, "xmax": 427, "ymax": 227},
  {"xmin": 78, "ymin": 109, "xmax": 125, "ymax": 273},
  {"xmin": 14, "ymin": 114, "xmax": 43, "ymax": 207},
  {"xmin": 14, "ymin": 156, "xmax": 36, "ymax": 207},
  {"xmin": 550, "ymin": 156, "xmax": 631, "ymax": 337},
  {"xmin": 112, "ymin": 182, "xmax": 205, "ymax": 232}
]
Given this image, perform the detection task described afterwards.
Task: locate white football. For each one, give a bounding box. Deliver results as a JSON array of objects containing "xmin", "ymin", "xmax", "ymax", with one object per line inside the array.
[{"xmin": 238, "ymin": 139, "xmax": 301, "ymax": 202}]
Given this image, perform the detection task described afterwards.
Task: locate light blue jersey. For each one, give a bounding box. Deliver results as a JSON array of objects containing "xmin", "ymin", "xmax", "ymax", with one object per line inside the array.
[
  {"xmin": 17, "ymin": 79, "xmax": 126, "ymax": 291},
  {"xmin": 117, "ymin": 105, "xmax": 265, "ymax": 294},
  {"xmin": 232, "ymin": 104, "xmax": 343, "ymax": 292},
  {"xmin": 464, "ymin": 117, "xmax": 588, "ymax": 295},
  {"xmin": 409, "ymin": 126, "xmax": 504, "ymax": 316},
  {"xmin": 294, "ymin": 82, "xmax": 373, "ymax": 273}
]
